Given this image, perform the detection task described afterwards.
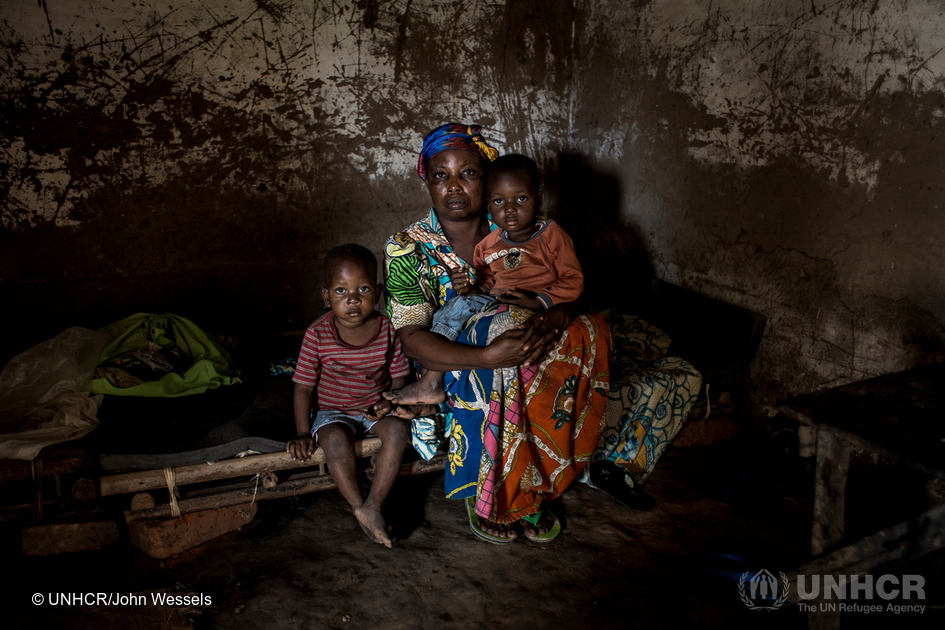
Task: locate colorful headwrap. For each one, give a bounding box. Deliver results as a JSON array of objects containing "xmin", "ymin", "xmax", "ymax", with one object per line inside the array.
[{"xmin": 417, "ymin": 123, "xmax": 500, "ymax": 179}]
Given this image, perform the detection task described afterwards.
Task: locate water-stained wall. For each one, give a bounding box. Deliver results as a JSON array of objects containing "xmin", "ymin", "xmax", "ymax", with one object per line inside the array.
[{"xmin": 2, "ymin": 0, "xmax": 943, "ymax": 414}]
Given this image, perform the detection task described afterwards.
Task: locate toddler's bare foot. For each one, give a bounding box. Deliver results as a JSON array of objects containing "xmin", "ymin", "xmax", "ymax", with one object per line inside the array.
[
  {"xmin": 382, "ymin": 379, "xmax": 447, "ymax": 405},
  {"xmin": 389, "ymin": 403, "xmax": 440, "ymax": 419},
  {"xmin": 410, "ymin": 403, "xmax": 440, "ymax": 417},
  {"xmin": 354, "ymin": 503, "xmax": 392, "ymax": 548}
]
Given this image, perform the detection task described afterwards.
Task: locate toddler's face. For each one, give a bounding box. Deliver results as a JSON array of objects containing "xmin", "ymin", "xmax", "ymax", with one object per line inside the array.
[
  {"xmin": 486, "ymin": 170, "xmax": 541, "ymax": 241},
  {"xmin": 320, "ymin": 260, "xmax": 379, "ymax": 330}
]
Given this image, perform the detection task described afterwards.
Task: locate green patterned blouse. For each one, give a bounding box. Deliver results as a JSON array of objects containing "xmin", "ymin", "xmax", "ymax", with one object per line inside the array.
[{"xmin": 384, "ymin": 208, "xmax": 496, "ymax": 329}]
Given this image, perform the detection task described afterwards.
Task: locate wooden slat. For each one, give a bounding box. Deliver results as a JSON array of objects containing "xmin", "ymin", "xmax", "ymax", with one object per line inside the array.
[
  {"xmin": 123, "ymin": 454, "xmax": 449, "ymax": 522},
  {"xmin": 124, "ymin": 475, "xmax": 338, "ymax": 522},
  {"xmin": 101, "ymin": 438, "xmax": 383, "ymax": 497}
]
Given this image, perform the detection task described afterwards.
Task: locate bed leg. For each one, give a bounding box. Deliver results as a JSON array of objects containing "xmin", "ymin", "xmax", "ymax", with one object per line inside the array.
[{"xmin": 32, "ymin": 457, "xmax": 43, "ymax": 522}]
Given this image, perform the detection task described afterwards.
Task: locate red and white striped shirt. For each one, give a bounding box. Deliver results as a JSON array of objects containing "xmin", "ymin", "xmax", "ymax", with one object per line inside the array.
[{"xmin": 292, "ymin": 312, "xmax": 410, "ymax": 412}]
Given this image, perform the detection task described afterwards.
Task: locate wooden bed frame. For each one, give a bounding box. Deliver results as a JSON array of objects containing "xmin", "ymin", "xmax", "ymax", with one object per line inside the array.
[{"xmin": 98, "ymin": 438, "xmax": 446, "ymax": 523}]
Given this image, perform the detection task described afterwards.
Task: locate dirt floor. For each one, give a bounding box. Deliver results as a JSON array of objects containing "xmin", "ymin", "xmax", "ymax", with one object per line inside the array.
[{"xmin": 6, "ymin": 434, "xmax": 944, "ymax": 630}]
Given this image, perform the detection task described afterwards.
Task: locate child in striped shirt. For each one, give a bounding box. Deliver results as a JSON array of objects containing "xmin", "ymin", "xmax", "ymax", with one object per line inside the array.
[{"xmin": 286, "ymin": 244, "xmax": 434, "ymax": 548}]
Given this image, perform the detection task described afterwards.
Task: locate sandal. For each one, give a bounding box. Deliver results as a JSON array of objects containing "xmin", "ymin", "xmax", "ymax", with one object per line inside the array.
[
  {"xmin": 465, "ymin": 497, "xmax": 515, "ymax": 545},
  {"xmin": 589, "ymin": 460, "xmax": 656, "ymax": 511},
  {"xmin": 521, "ymin": 506, "xmax": 561, "ymax": 544}
]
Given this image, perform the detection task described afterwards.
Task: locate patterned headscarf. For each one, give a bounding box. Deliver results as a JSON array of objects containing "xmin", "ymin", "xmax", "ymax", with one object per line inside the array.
[{"xmin": 417, "ymin": 123, "xmax": 500, "ymax": 179}]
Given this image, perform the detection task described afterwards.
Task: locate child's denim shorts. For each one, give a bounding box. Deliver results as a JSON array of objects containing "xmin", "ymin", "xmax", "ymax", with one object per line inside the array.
[
  {"xmin": 310, "ymin": 409, "xmax": 377, "ymax": 438},
  {"xmin": 430, "ymin": 294, "xmax": 496, "ymax": 341}
]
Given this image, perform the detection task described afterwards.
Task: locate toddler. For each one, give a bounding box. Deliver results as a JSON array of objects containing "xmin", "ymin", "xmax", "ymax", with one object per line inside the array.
[{"xmin": 384, "ymin": 153, "xmax": 584, "ymax": 405}]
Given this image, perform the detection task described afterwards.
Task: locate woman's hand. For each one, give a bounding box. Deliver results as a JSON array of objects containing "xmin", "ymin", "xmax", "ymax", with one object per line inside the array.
[
  {"xmin": 483, "ymin": 328, "xmax": 533, "ymax": 368},
  {"xmin": 482, "ymin": 302, "xmax": 577, "ymax": 369},
  {"xmin": 518, "ymin": 305, "xmax": 575, "ymax": 368}
]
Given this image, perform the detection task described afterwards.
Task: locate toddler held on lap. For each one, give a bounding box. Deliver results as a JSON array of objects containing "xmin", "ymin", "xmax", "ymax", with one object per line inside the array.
[
  {"xmin": 385, "ymin": 154, "xmax": 584, "ymax": 406},
  {"xmin": 285, "ymin": 244, "xmax": 436, "ymax": 548}
]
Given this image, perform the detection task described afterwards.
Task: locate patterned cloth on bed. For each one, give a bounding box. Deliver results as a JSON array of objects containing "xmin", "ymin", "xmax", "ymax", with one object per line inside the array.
[{"xmin": 595, "ymin": 311, "xmax": 702, "ymax": 487}]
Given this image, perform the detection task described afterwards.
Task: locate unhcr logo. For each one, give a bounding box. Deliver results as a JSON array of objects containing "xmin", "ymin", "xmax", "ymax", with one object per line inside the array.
[
  {"xmin": 794, "ymin": 575, "xmax": 927, "ymax": 615},
  {"xmin": 737, "ymin": 569, "xmax": 789, "ymax": 610},
  {"xmin": 736, "ymin": 571, "xmax": 928, "ymax": 614}
]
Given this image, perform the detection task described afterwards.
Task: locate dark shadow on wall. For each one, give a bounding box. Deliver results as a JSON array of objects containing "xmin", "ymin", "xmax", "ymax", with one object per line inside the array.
[
  {"xmin": 544, "ymin": 152, "xmax": 768, "ymax": 398},
  {"xmin": 544, "ymin": 152, "xmax": 654, "ymax": 310}
]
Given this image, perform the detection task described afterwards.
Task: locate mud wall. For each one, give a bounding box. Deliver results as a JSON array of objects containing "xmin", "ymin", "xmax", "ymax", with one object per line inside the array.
[
  {"xmin": 2, "ymin": 0, "xmax": 571, "ymax": 341},
  {"xmin": 1, "ymin": 1, "xmax": 943, "ymax": 412}
]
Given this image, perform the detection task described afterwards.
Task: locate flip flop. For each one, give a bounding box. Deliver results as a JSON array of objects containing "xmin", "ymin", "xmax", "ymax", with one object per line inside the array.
[
  {"xmin": 465, "ymin": 497, "xmax": 515, "ymax": 545},
  {"xmin": 521, "ymin": 505, "xmax": 562, "ymax": 544}
]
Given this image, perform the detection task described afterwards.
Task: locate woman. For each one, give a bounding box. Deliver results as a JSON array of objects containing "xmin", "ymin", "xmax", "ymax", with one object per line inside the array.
[{"xmin": 385, "ymin": 124, "xmax": 611, "ymax": 542}]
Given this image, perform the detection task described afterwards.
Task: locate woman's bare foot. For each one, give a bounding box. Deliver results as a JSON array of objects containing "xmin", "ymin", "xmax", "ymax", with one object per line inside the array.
[
  {"xmin": 383, "ymin": 377, "xmax": 447, "ymax": 405},
  {"xmin": 354, "ymin": 503, "xmax": 392, "ymax": 548},
  {"xmin": 478, "ymin": 517, "xmax": 519, "ymax": 541},
  {"xmin": 520, "ymin": 510, "xmax": 555, "ymax": 538}
]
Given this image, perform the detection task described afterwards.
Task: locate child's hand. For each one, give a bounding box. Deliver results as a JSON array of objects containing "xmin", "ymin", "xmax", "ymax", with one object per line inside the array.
[
  {"xmin": 497, "ymin": 289, "xmax": 545, "ymax": 311},
  {"xmin": 449, "ymin": 265, "xmax": 474, "ymax": 295},
  {"xmin": 286, "ymin": 435, "xmax": 315, "ymax": 461},
  {"xmin": 364, "ymin": 398, "xmax": 394, "ymax": 421}
]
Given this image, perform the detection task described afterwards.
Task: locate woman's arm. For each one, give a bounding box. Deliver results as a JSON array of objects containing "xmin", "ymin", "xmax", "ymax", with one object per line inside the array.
[{"xmin": 397, "ymin": 325, "xmax": 534, "ymax": 372}]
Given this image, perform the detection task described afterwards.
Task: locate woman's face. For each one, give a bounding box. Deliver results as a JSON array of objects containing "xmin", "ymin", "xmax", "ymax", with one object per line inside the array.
[{"xmin": 425, "ymin": 149, "xmax": 485, "ymax": 222}]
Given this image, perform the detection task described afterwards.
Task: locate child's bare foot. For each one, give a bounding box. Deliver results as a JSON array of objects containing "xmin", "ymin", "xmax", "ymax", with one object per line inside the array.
[
  {"xmin": 383, "ymin": 379, "xmax": 447, "ymax": 405},
  {"xmin": 354, "ymin": 503, "xmax": 392, "ymax": 548}
]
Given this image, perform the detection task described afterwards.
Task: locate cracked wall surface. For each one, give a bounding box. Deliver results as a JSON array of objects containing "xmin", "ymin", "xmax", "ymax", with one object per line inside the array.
[{"xmin": 1, "ymin": 0, "xmax": 943, "ymax": 412}]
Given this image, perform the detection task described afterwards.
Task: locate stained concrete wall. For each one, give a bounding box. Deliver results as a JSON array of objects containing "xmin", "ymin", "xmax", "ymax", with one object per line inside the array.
[{"xmin": 1, "ymin": 1, "xmax": 943, "ymax": 415}]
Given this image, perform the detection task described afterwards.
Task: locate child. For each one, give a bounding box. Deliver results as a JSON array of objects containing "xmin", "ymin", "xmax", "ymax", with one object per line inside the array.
[
  {"xmin": 286, "ymin": 243, "xmax": 430, "ymax": 548},
  {"xmin": 384, "ymin": 153, "xmax": 584, "ymax": 406}
]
